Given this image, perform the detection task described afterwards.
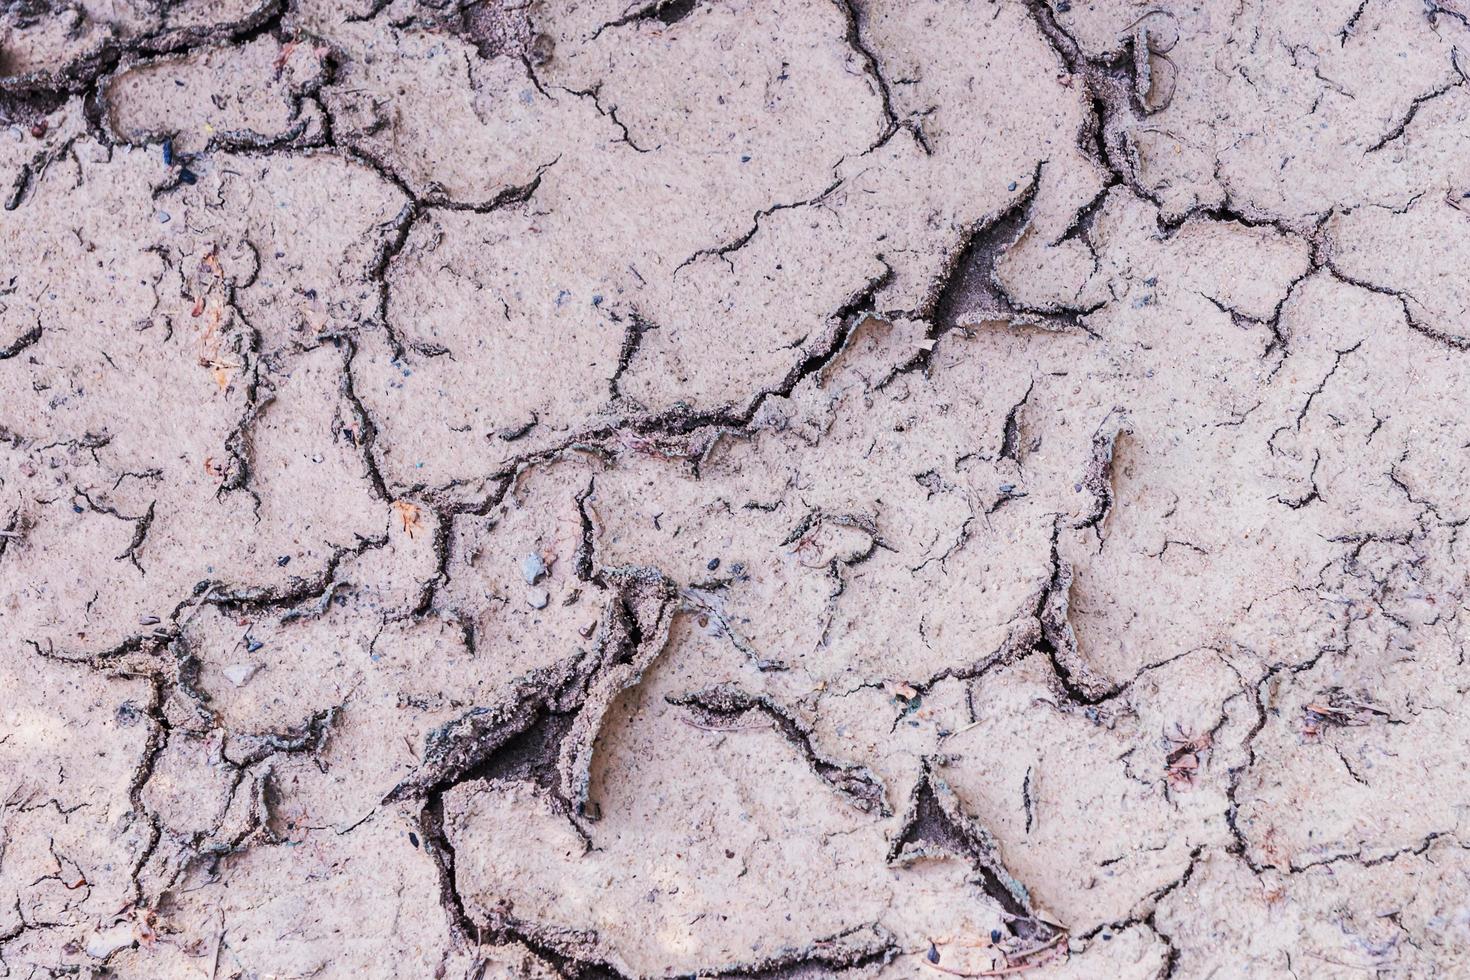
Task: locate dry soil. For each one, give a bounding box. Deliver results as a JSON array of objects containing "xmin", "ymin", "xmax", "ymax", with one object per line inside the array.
[{"xmin": 3, "ymin": 0, "xmax": 1470, "ymax": 977}]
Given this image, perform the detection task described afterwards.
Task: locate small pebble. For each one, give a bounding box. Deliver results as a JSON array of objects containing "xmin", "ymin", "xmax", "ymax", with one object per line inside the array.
[
  {"xmin": 244, "ymin": 635, "xmax": 263, "ymax": 653},
  {"xmin": 527, "ymin": 587, "xmax": 550, "ymax": 609},
  {"xmin": 276, "ymin": 555, "xmax": 291, "ymax": 566},
  {"xmin": 927, "ymin": 944, "xmax": 941, "ymax": 964},
  {"xmin": 179, "ymin": 168, "xmax": 197, "ymax": 185},
  {"xmin": 157, "ymin": 211, "xmax": 171, "ymax": 224},
  {"xmin": 29, "ymin": 121, "xmax": 47, "ymax": 138},
  {"xmin": 222, "ymin": 663, "xmax": 258, "ymax": 687},
  {"xmin": 706, "ymin": 557, "xmax": 720, "ymax": 571},
  {"xmin": 521, "ymin": 553, "xmax": 548, "ymax": 584},
  {"xmin": 529, "ymin": 32, "xmax": 555, "ymax": 66},
  {"xmin": 86, "ymin": 925, "xmax": 135, "ymax": 960}
]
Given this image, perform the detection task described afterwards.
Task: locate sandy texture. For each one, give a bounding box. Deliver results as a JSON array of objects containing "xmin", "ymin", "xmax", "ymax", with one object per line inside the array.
[{"xmin": 3, "ymin": 0, "xmax": 1470, "ymax": 977}]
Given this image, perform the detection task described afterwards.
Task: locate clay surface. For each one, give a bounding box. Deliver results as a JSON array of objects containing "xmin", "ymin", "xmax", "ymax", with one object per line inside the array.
[{"xmin": 3, "ymin": 0, "xmax": 1470, "ymax": 977}]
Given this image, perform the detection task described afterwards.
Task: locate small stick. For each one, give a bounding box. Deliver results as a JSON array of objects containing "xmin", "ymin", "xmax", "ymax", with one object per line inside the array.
[
  {"xmin": 176, "ymin": 584, "xmax": 220, "ymax": 627},
  {"xmin": 922, "ymin": 932, "xmax": 1067, "ymax": 977},
  {"xmin": 677, "ymin": 715, "xmax": 769, "ymax": 734},
  {"xmin": 1301, "ymin": 951, "xmax": 1390, "ymax": 972},
  {"xmin": 921, "ymin": 958, "xmax": 1046, "ymax": 978}
]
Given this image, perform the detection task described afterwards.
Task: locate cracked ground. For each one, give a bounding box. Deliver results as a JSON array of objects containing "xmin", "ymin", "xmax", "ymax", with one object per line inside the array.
[{"xmin": 3, "ymin": 0, "xmax": 1470, "ymax": 977}]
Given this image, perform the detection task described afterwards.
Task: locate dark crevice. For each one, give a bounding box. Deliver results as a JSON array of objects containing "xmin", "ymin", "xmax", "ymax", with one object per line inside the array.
[
  {"xmin": 608, "ymin": 314, "xmax": 656, "ymax": 399},
  {"xmin": 226, "ymin": 705, "xmax": 339, "ymax": 768},
  {"xmin": 1072, "ymin": 414, "xmax": 1128, "ymax": 532},
  {"xmin": 930, "ymin": 170, "xmax": 1044, "ymax": 331},
  {"xmin": 834, "ymin": 0, "xmax": 929, "ymax": 155},
  {"xmin": 1338, "ymin": 0, "xmax": 1373, "ymax": 45},
  {"xmin": 28, "ymin": 529, "xmax": 394, "ymax": 668},
  {"xmin": 574, "ymin": 478, "xmax": 600, "ymax": 584},
  {"xmin": 667, "ymin": 685, "xmax": 890, "ymax": 815},
  {"xmin": 704, "ymin": 923, "xmax": 898, "ymax": 978},
  {"xmin": 115, "ymin": 672, "xmax": 174, "ymax": 905},
  {"xmin": 3, "ymin": 0, "xmax": 288, "ymax": 161},
  {"xmin": 587, "ymin": 262, "xmax": 890, "ymax": 445},
  {"xmin": 1024, "ymin": 2, "xmax": 1159, "ymax": 204},
  {"xmin": 336, "ymin": 338, "xmax": 391, "ymax": 500},
  {"xmin": 384, "ymin": 571, "xmax": 677, "ymax": 816},
  {"xmin": 1364, "ymin": 55, "xmax": 1466, "ymax": 154},
  {"xmin": 558, "ymin": 84, "xmax": 650, "ymax": 153},
  {"xmin": 884, "ymin": 164, "xmax": 1098, "ymax": 385},
  {"xmin": 592, "ymin": 0, "xmax": 700, "ymax": 39},
  {"xmin": 676, "ymin": 177, "xmax": 844, "ymax": 274},
  {"xmin": 366, "ymin": 167, "xmax": 551, "ymax": 360},
  {"xmin": 1322, "ymin": 261, "xmax": 1470, "ymax": 350},
  {"xmin": 890, "ymin": 762, "xmax": 1058, "ymax": 947},
  {"xmin": 0, "ymin": 323, "xmax": 42, "ymax": 360},
  {"xmin": 1034, "ymin": 521, "xmax": 1123, "ymax": 704},
  {"xmin": 1199, "ymin": 264, "xmax": 1309, "ymax": 365},
  {"xmin": 999, "ymin": 379, "xmax": 1036, "ymax": 464},
  {"xmin": 115, "ymin": 500, "xmax": 156, "ymax": 572}
]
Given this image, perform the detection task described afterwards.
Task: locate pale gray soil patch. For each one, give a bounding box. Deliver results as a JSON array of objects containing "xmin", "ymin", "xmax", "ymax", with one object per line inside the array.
[{"xmin": 3, "ymin": 0, "xmax": 1470, "ymax": 977}]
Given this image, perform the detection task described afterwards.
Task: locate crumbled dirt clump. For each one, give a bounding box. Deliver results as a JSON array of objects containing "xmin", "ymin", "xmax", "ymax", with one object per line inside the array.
[{"xmin": 3, "ymin": 0, "xmax": 1470, "ymax": 977}]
